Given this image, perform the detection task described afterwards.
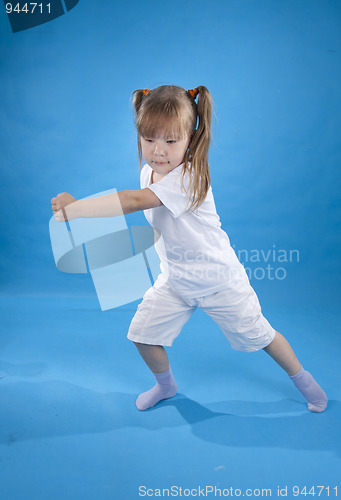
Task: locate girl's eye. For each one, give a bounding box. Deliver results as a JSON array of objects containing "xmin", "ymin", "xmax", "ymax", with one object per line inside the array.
[{"xmin": 167, "ymin": 140, "xmax": 177, "ymax": 144}]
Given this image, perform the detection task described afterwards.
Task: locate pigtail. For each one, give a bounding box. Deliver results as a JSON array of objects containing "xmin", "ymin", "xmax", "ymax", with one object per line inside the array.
[
  {"xmin": 183, "ymin": 86, "xmax": 212, "ymax": 211},
  {"xmin": 131, "ymin": 89, "xmax": 147, "ymax": 169},
  {"xmin": 131, "ymin": 89, "xmax": 146, "ymax": 116}
]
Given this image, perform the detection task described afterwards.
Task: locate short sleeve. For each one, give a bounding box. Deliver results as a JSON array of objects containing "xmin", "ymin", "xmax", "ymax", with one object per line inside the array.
[
  {"xmin": 140, "ymin": 164, "xmax": 151, "ymax": 189},
  {"xmin": 147, "ymin": 165, "xmax": 191, "ymax": 219}
]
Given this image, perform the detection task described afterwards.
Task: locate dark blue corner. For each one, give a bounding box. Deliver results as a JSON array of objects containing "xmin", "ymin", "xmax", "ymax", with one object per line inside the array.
[{"xmin": 3, "ymin": 0, "xmax": 80, "ymax": 33}]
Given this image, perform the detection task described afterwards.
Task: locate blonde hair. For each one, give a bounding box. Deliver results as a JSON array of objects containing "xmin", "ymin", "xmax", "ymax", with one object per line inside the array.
[{"xmin": 132, "ymin": 85, "xmax": 212, "ymax": 211}]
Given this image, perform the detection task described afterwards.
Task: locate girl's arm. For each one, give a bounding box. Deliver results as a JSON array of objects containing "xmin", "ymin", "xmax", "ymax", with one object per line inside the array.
[{"xmin": 51, "ymin": 189, "xmax": 162, "ymax": 221}]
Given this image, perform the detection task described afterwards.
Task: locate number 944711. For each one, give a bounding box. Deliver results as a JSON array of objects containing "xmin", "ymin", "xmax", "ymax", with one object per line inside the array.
[{"xmin": 6, "ymin": 3, "xmax": 51, "ymax": 14}]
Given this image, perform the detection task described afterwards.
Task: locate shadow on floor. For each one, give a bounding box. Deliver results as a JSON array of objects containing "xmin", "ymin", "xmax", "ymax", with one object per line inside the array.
[
  {"xmin": 159, "ymin": 394, "xmax": 340, "ymax": 454},
  {"xmin": 1, "ymin": 378, "xmax": 340, "ymax": 455}
]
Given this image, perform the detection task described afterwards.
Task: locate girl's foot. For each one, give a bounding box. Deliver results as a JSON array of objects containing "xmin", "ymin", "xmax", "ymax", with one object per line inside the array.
[
  {"xmin": 290, "ymin": 367, "xmax": 328, "ymax": 412},
  {"xmin": 136, "ymin": 368, "xmax": 177, "ymax": 411}
]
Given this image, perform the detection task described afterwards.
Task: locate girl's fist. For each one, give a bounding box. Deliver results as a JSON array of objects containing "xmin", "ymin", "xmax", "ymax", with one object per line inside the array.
[
  {"xmin": 51, "ymin": 192, "xmax": 76, "ymax": 214},
  {"xmin": 51, "ymin": 192, "xmax": 77, "ymax": 222}
]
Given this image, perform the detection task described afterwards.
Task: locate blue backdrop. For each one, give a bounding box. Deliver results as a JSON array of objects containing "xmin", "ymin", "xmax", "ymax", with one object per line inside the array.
[{"xmin": 1, "ymin": 0, "xmax": 340, "ymax": 306}]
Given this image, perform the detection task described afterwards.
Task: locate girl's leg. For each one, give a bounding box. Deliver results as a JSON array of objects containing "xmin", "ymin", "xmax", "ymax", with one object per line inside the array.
[
  {"xmin": 134, "ymin": 342, "xmax": 169, "ymax": 373},
  {"xmin": 133, "ymin": 342, "xmax": 177, "ymax": 411},
  {"xmin": 263, "ymin": 330, "xmax": 301, "ymax": 376},
  {"xmin": 264, "ymin": 331, "xmax": 327, "ymax": 412}
]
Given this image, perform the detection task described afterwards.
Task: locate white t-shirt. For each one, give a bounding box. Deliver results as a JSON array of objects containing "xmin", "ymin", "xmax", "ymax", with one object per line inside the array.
[{"xmin": 142, "ymin": 163, "xmax": 246, "ymax": 300}]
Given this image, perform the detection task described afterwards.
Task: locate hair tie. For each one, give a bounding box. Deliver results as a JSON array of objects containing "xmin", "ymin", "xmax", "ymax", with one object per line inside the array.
[
  {"xmin": 143, "ymin": 88, "xmax": 151, "ymax": 96},
  {"xmin": 188, "ymin": 88, "xmax": 199, "ymax": 99}
]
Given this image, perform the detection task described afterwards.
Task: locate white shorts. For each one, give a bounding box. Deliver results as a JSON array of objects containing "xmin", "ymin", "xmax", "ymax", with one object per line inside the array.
[{"xmin": 127, "ymin": 274, "xmax": 276, "ymax": 352}]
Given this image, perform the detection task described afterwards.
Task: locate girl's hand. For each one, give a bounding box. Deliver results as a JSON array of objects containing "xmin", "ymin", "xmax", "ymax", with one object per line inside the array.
[
  {"xmin": 51, "ymin": 192, "xmax": 77, "ymax": 222},
  {"xmin": 54, "ymin": 208, "xmax": 70, "ymax": 222}
]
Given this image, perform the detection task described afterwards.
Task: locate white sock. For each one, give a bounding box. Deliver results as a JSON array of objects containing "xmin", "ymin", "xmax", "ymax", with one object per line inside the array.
[
  {"xmin": 290, "ymin": 367, "xmax": 328, "ymax": 412},
  {"xmin": 136, "ymin": 367, "xmax": 177, "ymax": 411}
]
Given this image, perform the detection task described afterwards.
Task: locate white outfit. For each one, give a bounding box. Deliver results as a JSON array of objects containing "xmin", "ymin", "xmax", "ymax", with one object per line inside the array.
[{"xmin": 127, "ymin": 163, "xmax": 276, "ymax": 352}]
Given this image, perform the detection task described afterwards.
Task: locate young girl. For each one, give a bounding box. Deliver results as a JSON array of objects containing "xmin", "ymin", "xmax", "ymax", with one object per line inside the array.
[{"xmin": 51, "ymin": 85, "xmax": 327, "ymax": 413}]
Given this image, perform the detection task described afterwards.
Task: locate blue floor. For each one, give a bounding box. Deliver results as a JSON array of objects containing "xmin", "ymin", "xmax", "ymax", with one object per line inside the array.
[{"xmin": 1, "ymin": 283, "xmax": 340, "ymax": 500}]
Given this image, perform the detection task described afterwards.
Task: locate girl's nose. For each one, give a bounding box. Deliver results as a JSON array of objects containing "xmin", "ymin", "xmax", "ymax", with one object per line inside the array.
[{"xmin": 154, "ymin": 141, "xmax": 165, "ymax": 155}]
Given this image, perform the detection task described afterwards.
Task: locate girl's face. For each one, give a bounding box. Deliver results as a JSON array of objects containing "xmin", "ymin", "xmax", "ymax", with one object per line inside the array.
[{"xmin": 140, "ymin": 130, "xmax": 190, "ymax": 177}]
